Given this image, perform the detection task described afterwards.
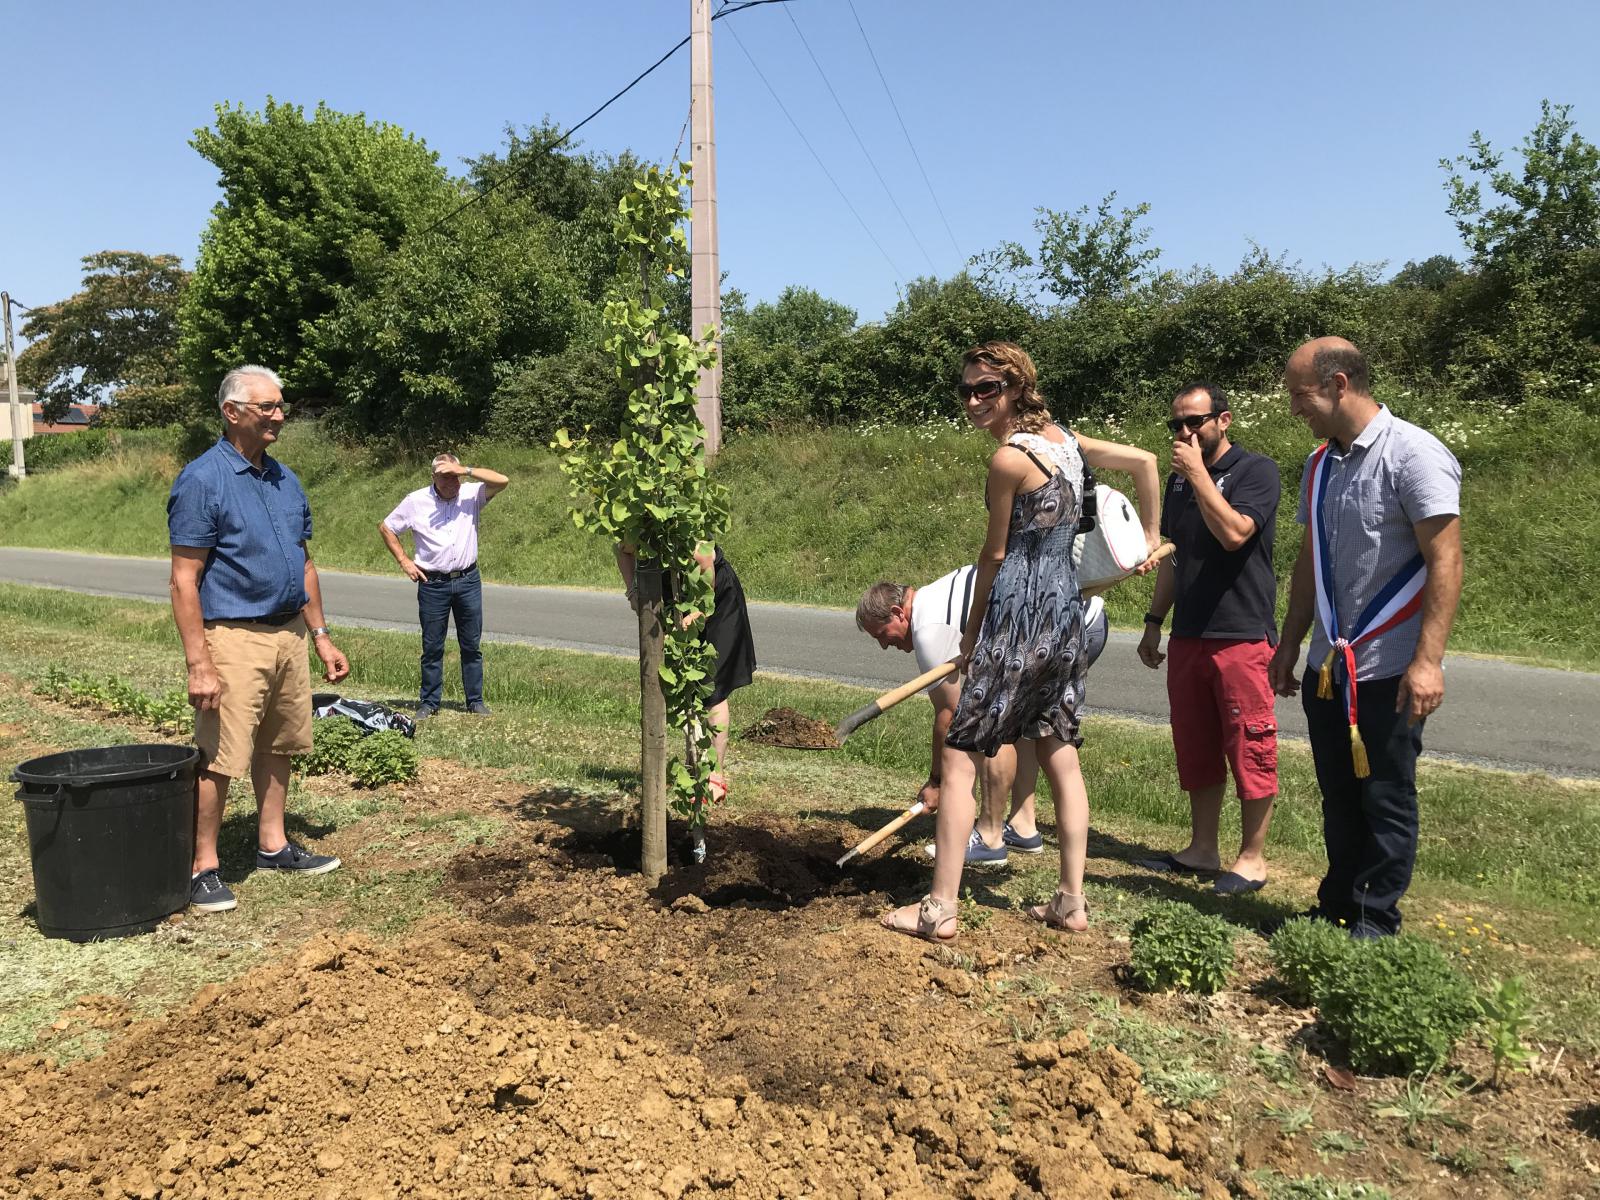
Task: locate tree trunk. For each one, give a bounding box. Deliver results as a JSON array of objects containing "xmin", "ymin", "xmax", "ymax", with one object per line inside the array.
[{"xmin": 635, "ymin": 563, "xmax": 669, "ymax": 882}]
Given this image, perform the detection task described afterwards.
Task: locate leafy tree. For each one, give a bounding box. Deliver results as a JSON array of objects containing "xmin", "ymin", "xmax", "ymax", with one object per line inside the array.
[
  {"xmin": 972, "ymin": 193, "xmax": 1161, "ymax": 309},
  {"xmin": 321, "ymin": 129, "xmax": 650, "ymax": 438},
  {"xmin": 1390, "ymin": 255, "xmax": 1465, "ymax": 291},
  {"xmin": 485, "ymin": 345, "xmax": 628, "ymax": 445},
  {"xmin": 178, "ymin": 99, "xmax": 453, "ymax": 404},
  {"xmin": 1445, "ymin": 101, "xmax": 1600, "ymax": 269},
  {"xmin": 17, "ymin": 252, "xmax": 189, "ymax": 425},
  {"xmin": 1441, "ymin": 100, "xmax": 1600, "ymax": 405},
  {"xmin": 321, "ymin": 202, "xmax": 589, "ymax": 438},
  {"xmin": 1035, "ymin": 192, "xmax": 1162, "ymax": 303},
  {"xmin": 555, "ymin": 165, "xmax": 725, "ymax": 880},
  {"xmin": 721, "ymin": 286, "xmax": 856, "ymax": 429}
]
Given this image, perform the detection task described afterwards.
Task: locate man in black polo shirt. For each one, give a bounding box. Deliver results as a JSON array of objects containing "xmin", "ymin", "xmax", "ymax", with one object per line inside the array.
[{"xmin": 1136, "ymin": 383, "xmax": 1281, "ymax": 895}]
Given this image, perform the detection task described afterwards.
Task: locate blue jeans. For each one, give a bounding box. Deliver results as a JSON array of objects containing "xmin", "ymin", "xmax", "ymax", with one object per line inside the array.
[
  {"xmin": 418, "ymin": 569, "xmax": 483, "ymax": 707},
  {"xmin": 1302, "ymin": 670, "xmax": 1424, "ymax": 935}
]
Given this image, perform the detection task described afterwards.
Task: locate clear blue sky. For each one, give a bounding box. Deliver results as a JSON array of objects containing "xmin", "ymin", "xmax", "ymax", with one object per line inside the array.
[{"xmin": 7, "ymin": 0, "xmax": 1600, "ymax": 337}]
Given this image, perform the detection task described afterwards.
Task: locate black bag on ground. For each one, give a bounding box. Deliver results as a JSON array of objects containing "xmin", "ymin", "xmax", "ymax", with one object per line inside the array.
[{"xmin": 311, "ymin": 693, "xmax": 416, "ymax": 739}]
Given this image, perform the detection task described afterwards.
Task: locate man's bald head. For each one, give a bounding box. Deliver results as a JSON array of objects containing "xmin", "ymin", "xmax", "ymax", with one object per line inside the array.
[{"xmin": 1287, "ymin": 337, "xmax": 1371, "ymax": 397}]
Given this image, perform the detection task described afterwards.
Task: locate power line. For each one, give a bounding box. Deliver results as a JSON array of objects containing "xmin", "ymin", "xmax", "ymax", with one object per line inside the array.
[
  {"xmin": 782, "ymin": 5, "xmax": 937, "ymax": 274},
  {"xmin": 418, "ymin": 1, "xmax": 793, "ymax": 242},
  {"xmin": 843, "ymin": 0, "xmax": 960, "ymax": 258},
  {"xmin": 720, "ymin": 17, "xmax": 905, "ymax": 283}
]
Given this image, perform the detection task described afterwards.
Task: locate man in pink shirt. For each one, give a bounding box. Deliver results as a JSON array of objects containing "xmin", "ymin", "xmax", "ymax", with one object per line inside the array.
[{"xmin": 379, "ymin": 453, "xmax": 509, "ymax": 718}]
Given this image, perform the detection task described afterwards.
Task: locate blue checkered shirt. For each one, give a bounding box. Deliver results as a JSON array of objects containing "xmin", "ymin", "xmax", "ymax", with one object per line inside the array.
[{"xmin": 1295, "ymin": 407, "xmax": 1460, "ymax": 681}]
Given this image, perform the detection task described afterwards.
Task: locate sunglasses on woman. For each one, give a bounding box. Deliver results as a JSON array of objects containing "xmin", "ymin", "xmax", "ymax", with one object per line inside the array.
[
  {"xmin": 957, "ymin": 379, "xmax": 1006, "ymax": 401},
  {"xmin": 1166, "ymin": 412, "xmax": 1220, "ymax": 434}
]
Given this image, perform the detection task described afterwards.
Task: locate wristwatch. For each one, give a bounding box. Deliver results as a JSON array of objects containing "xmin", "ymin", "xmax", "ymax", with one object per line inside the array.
[
  {"xmin": 464, "ymin": 467, "xmax": 475, "ymax": 479},
  {"xmin": 1143, "ymin": 612, "xmax": 1165, "ymax": 628},
  {"xmin": 309, "ymin": 625, "xmax": 331, "ymax": 638}
]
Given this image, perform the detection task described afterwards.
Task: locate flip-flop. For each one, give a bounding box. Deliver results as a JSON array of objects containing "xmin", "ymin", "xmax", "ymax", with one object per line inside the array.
[
  {"xmin": 1136, "ymin": 851, "xmax": 1218, "ymax": 876},
  {"xmin": 1213, "ymin": 871, "xmax": 1267, "ymax": 896}
]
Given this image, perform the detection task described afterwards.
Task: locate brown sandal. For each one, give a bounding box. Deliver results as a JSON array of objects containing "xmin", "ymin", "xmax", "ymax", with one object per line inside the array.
[
  {"xmin": 880, "ymin": 895, "xmax": 958, "ymax": 943},
  {"xmin": 1027, "ymin": 890, "xmax": 1088, "ymax": 932}
]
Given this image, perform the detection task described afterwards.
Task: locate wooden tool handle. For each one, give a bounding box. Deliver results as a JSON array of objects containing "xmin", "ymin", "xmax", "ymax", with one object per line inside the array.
[
  {"xmin": 835, "ymin": 661, "xmax": 958, "ymax": 744},
  {"xmin": 837, "ymin": 801, "xmax": 926, "ymax": 867}
]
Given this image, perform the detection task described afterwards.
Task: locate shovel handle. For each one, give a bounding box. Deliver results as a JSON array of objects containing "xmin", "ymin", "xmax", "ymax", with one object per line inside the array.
[
  {"xmin": 837, "ymin": 801, "xmax": 926, "ymax": 867},
  {"xmin": 834, "ymin": 661, "xmax": 958, "ymax": 744}
]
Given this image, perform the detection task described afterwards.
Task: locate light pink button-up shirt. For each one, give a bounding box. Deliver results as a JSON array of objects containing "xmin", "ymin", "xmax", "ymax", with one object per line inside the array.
[{"xmin": 382, "ymin": 481, "xmax": 489, "ymax": 573}]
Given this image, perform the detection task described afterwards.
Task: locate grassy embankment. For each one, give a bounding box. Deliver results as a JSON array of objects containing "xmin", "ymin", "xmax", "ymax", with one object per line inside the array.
[
  {"xmin": 0, "ymin": 388, "xmax": 1596, "ymax": 668},
  {"xmin": 2, "ymin": 581, "xmax": 1598, "ymax": 1062}
]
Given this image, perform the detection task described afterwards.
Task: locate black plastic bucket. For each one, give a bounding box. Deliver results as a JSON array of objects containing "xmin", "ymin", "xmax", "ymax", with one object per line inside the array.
[{"xmin": 12, "ymin": 744, "xmax": 200, "ymax": 941}]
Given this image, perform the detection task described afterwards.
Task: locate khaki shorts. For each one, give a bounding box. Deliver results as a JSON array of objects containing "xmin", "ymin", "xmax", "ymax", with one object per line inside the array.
[{"xmin": 194, "ymin": 618, "xmax": 315, "ymax": 778}]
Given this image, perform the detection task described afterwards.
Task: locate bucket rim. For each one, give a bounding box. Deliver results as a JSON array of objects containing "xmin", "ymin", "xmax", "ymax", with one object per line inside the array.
[{"xmin": 12, "ymin": 743, "xmax": 201, "ymax": 788}]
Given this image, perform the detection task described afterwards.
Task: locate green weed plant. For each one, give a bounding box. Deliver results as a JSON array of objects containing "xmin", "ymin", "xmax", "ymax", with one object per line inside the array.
[
  {"xmin": 36, "ymin": 667, "xmax": 190, "ymax": 734},
  {"xmin": 1317, "ymin": 935, "xmax": 1479, "ymax": 1075},
  {"xmin": 1270, "ymin": 917, "xmax": 1358, "ymax": 1007},
  {"xmin": 1479, "ymin": 975, "xmax": 1539, "ymax": 1087},
  {"xmin": 344, "ymin": 729, "xmax": 419, "ymax": 788},
  {"xmin": 295, "ymin": 717, "xmax": 363, "ymax": 776},
  {"xmin": 1128, "ymin": 901, "xmax": 1236, "ymax": 995}
]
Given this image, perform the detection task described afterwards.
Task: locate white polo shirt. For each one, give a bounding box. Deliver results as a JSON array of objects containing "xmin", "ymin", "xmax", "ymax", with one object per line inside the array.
[
  {"xmin": 911, "ymin": 566, "xmax": 976, "ymax": 689},
  {"xmin": 382, "ymin": 481, "xmax": 489, "ymax": 573}
]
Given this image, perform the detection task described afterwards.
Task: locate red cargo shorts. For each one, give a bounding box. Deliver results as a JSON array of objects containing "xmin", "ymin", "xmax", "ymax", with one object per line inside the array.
[{"xmin": 1166, "ymin": 637, "xmax": 1278, "ymax": 800}]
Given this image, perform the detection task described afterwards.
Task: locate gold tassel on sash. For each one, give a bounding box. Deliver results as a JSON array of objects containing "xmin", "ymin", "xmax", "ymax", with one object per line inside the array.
[
  {"xmin": 1317, "ymin": 648, "xmax": 1337, "ymax": 700},
  {"xmin": 1350, "ymin": 724, "xmax": 1370, "ymax": 778}
]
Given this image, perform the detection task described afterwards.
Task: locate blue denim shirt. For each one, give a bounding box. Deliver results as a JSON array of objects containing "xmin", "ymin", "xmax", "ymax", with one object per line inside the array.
[{"xmin": 167, "ymin": 437, "xmax": 313, "ymax": 621}]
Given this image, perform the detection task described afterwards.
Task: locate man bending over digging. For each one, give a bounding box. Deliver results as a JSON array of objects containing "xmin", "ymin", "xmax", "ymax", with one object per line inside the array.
[{"xmin": 856, "ymin": 569, "xmax": 1108, "ymax": 865}]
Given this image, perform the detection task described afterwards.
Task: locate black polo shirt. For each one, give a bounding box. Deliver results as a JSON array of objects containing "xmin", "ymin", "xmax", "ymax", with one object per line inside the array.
[{"xmin": 1158, "ymin": 443, "xmax": 1280, "ymax": 640}]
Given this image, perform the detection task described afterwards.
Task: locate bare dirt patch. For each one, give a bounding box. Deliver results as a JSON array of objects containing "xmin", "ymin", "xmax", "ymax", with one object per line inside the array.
[{"xmin": 4, "ymin": 771, "xmax": 1598, "ymax": 1198}]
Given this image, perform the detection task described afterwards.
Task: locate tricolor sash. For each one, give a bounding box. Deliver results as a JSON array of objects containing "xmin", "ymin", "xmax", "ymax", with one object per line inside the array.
[{"xmin": 1307, "ymin": 441, "xmax": 1427, "ymax": 777}]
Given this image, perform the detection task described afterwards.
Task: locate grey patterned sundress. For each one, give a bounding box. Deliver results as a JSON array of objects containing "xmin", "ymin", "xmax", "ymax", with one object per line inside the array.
[{"xmin": 946, "ymin": 428, "xmax": 1088, "ymax": 756}]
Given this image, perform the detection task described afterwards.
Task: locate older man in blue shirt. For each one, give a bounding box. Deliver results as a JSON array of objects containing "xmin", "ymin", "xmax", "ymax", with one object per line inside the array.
[{"xmin": 168, "ymin": 365, "xmax": 351, "ymax": 913}]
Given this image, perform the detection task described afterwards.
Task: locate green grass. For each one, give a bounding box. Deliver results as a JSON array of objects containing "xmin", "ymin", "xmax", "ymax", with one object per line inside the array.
[
  {"xmin": 2, "ymin": 391, "xmax": 1597, "ymax": 666},
  {"xmin": 2, "ymin": 583, "xmax": 1599, "ymax": 1054}
]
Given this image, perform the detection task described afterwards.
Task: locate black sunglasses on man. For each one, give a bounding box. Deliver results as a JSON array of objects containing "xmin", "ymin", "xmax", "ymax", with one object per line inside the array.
[{"xmin": 1166, "ymin": 412, "xmax": 1221, "ymax": 435}]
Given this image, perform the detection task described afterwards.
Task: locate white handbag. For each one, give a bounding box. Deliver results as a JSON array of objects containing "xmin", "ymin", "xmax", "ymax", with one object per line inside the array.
[{"xmin": 1073, "ymin": 484, "xmax": 1147, "ymax": 590}]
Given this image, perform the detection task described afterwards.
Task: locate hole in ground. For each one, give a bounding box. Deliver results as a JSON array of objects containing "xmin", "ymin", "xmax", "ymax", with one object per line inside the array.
[{"xmin": 556, "ymin": 816, "xmax": 927, "ymax": 910}]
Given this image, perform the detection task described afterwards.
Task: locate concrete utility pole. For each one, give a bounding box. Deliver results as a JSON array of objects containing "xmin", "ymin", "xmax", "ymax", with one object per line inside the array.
[
  {"xmin": 689, "ymin": 0, "xmax": 723, "ymax": 459},
  {"xmin": 3, "ymin": 293, "xmax": 24, "ymax": 480}
]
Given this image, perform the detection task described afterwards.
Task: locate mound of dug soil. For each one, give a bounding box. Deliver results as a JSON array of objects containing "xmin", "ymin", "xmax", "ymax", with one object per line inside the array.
[
  {"xmin": 739, "ymin": 707, "xmax": 837, "ymax": 750},
  {"xmin": 0, "ymin": 931, "xmax": 1221, "ymax": 1200}
]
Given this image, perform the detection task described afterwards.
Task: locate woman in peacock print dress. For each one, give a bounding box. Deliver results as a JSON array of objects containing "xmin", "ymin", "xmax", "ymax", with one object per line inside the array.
[{"xmin": 880, "ymin": 341, "xmax": 1161, "ymax": 942}]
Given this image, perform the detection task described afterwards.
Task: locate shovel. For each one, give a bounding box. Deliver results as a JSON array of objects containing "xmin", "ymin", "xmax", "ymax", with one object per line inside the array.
[{"xmin": 833, "ymin": 661, "xmax": 958, "ymax": 745}]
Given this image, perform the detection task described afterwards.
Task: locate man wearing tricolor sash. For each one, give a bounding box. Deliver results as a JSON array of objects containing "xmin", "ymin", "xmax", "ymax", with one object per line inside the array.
[{"xmin": 1270, "ymin": 338, "xmax": 1463, "ymax": 939}]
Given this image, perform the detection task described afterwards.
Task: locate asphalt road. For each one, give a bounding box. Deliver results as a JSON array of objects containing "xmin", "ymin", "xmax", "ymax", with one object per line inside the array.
[{"xmin": 4, "ymin": 545, "xmax": 1597, "ymax": 779}]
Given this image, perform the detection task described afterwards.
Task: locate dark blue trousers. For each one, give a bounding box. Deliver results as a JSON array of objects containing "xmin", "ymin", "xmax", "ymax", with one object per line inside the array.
[
  {"xmin": 418, "ymin": 569, "xmax": 484, "ymax": 707},
  {"xmin": 1301, "ymin": 670, "xmax": 1424, "ymax": 935}
]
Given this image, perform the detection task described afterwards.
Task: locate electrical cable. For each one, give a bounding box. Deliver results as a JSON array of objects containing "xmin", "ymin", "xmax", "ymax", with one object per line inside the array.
[
  {"xmin": 720, "ymin": 17, "xmax": 905, "ymax": 283},
  {"xmin": 843, "ymin": 0, "xmax": 961, "ymax": 258},
  {"xmin": 782, "ymin": 4, "xmax": 937, "ymax": 274},
  {"xmin": 418, "ymin": 0, "xmax": 793, "ymax": 241}
]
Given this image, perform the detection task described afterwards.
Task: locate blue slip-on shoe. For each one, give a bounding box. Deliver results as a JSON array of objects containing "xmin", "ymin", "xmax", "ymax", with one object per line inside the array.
[
  {"xmin": 256, "ymin": 841, "xmax": 342, "ymax": 876},
  {"xmin": 923, "ymin": 827, "xmax": 1009, "ymax": 866},
  {"xmin": 1002, "ymin": 822, "xmax": 1045, "ymax": 854},
  {"xmin": 190, "ymin": 868, "xmax": 237, "ymax": 912}
]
